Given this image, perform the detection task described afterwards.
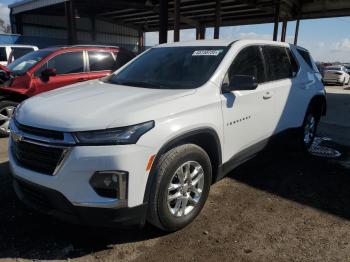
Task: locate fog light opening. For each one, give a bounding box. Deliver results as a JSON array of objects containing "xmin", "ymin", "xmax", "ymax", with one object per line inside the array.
[{"xmin": 90, "ymin": 171, "xmax": 128, "ymax": 200}]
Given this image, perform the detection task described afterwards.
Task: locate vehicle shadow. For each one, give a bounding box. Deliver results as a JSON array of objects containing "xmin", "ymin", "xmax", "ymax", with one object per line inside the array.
[
  {"xmin": 0, "ymin": 161, "xmax": 166, "ymax": 260},
  {"xmin": 227, "ymin": 142, "xmax": 350, "ymax": 220}
]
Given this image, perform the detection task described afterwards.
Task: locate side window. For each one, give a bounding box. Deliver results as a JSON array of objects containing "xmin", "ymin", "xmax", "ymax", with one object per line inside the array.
[
  {"xmin": 263, "ymin": 46, "xmax": 293, "ymax": 81},
  {"xmin": 227, "ymin": 46, "xmax": 265, "ymax": 84},
  {"xmin": 11, "ymin": 48, "xmax": 35, "ymax": 60},
  {"xmin": 88, "ymin": 51, "xmax": 115, "ymax": 71},
  {"xmin": 47, "ymin": 52, "xmax": 84, "ymax": 75},
  {"xmin": 0, "ymin": 47, "xmax": 7, "ymax": 61}
]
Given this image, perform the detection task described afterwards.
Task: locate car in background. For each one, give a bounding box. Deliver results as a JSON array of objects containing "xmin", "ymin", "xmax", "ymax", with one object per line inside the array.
[
  {"xmin": 0, "ymin": 44, "xmax": 38, "ymax": 66},
  {"xmin": 343, "ymin": 64, "xmax": 350, "ymax": 74},
  {"xmin": 0, "ymin": 45, "xmax": 134, "ymax": 136},
  {"xmin": 323, "ymin": 65, "xmax": 350, "ymax": 86}
]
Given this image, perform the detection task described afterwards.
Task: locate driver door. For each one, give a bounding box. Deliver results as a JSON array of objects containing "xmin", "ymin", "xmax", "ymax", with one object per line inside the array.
[
  {"xmin": 220, "ymin": 45, "xmax": 275, "ymax": 162},
  {"xmin": 33, "ymin": 51, "xmax": 88, "ymax": 94}
]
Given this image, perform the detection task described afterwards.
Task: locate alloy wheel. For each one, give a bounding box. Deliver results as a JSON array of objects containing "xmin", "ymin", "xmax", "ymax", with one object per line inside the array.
[
  {"xmin": 304, "ymin": 114, "xmax": 316, "ymax": 146},
  {"xmin": 0, "ymin": 106, "xmax": 15, "ymax": 134},
  {"xmin": 167, "ymin": 161, "xmax": 205, "ymax": 217}
]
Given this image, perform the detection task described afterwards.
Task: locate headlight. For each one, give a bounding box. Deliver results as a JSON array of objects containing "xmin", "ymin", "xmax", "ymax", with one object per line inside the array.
[{"xmin": 73, "ymin": 121, "xmax": 154, "ymax": 145}]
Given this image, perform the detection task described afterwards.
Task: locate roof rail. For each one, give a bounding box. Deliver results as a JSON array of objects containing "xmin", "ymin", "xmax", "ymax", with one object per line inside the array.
[{"xmin": 69, "ymin": 45, "xmax": 120, "ymax": 49}]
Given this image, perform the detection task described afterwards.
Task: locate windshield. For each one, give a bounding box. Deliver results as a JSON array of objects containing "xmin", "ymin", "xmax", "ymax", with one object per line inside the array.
[
  {"xmin": 7, "ymin": 50, "xmax": 52, "ymax": 75},
  {"xmin": 107, "ymin": 46, "xmax": 229, "ymax": 89}
]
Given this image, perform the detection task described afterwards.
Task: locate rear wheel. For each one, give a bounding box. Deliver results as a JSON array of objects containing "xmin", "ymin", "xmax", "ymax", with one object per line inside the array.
[
  {"xmin": 301, "ymin": 107, "xmax": 319, "ymax": 152},
  {"xmin": 0, "ymin": 101, "xmax": 18, "ymax": 137},
  {"xmin": 147, "ymin": 144, "xmax": 212, "ymax": 231}
]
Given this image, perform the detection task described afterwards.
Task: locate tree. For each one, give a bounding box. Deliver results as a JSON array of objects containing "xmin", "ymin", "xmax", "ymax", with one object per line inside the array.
[{"xmin": 0, "ymin": 18, "xmax": 11, "ymax": 34}]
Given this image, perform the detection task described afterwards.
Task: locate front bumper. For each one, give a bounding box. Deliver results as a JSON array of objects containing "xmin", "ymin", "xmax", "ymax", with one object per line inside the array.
[
  {"xmin": 13, "ymin": 177, "xmax": 148, "ymax": 227},
  {"xmin": 9, "ymin": 138, "xmax": 155, "ymax": 208}
]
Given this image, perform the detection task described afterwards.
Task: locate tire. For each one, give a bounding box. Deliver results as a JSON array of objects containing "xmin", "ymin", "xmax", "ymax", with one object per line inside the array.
[
  {"xmin": 147, "ymin": 144, "xmax": 212, "ymax": 232},
  {"xmin": 300, "ymin": 106, "xmax": 320, "ymax": 152},
  {"xmin": 0, "ymin": 100, "xmax": 18, "ymax": 137}
]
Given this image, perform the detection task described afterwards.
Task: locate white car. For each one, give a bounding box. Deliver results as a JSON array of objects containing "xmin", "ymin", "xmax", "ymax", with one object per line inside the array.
[
  {"xmin": 323, "ymin": 65, "xmax": 350, "ymax": 86},
  {"xmin": 9, "ymin": 40, "xmax": 326, "ymax": 231},
  {"xmin": 0, "ymin": 44, "xmax": 38, "ymax": 66}
]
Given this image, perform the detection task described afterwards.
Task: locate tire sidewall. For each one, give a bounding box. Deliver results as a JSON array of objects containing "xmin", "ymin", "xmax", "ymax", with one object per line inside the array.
[
  {"xmin": 301, "ymin": 108, "xmax": 319, "ymax": 151},
  {"xmin": 157, "ymin": 146, "xmax": 212, "ymax": 231}
]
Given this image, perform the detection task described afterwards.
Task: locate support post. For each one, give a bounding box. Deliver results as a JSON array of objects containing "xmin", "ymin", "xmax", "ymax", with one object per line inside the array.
[
  {"xmin": 159, "ymin": 0, "xmax": 168, "ymax": 44},
  {"xmin": 214, "ymin": 0, "xmax": 221, "ymax": 39},
  {"xmin": 294, "ymin": 8, "xmax": 301, "ymax": 45},
  {"xmin": 174, "ymin": 0, "xmax": 180, "ymax": 42},
  {"xmin": 65, "ymin": 0, "xmax": 77, "ymax": 45},
  {"xmin": 196, "ymin": 24, "xmax": 205, "ymax": 40},
  {"xmin": 138, "ymin": 29, "xmax": 144, "ymax": 53},
  {"xmin": 273, "ymin": 0, "xmax": 280, "ymax": 41},
  {"xmin": 281, "ymin": 19, "xmax": 287, "ymax": 42}
]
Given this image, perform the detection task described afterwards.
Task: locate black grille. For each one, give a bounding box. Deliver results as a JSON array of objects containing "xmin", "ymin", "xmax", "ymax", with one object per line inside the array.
[
  {"xmin": 12, "ymin": 140, "xmax": 64, "ymax": 175},
  {"xmin": 15, "ymin": 120, "xmax": 64, "ymax": 140}
]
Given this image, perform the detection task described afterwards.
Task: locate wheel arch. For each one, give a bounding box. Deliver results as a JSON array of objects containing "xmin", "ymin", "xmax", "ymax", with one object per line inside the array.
[
  {"xmin": 309, "ymin": 94, "xmax": 327, "ymax": 117},
  {"xmin": 143, "ymin": 128, "xmax": 222, "ymax": 203}
]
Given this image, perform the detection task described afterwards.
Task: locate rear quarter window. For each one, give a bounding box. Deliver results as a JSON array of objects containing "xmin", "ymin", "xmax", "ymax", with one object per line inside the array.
[{"xmin": 297, "ymin": 49, "xmax": 319, "ymax": 72}]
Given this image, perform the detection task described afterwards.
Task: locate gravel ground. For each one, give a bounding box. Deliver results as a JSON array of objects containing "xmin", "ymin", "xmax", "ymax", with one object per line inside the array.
[{"xmin": 0, "ymin": 87, "xmax": 349, "ymax": 262}]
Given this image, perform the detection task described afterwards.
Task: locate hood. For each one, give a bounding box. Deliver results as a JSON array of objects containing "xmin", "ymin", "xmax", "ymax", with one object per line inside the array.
[{"xmin": 16, "ymin": 80, "xmax": 196, "ymax": 132}]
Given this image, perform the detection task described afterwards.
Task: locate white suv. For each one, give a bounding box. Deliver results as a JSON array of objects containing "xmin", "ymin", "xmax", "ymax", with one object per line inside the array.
[
  {"xmin": 0, "ymin": 44, "xmax": 38, "ymax": 66},
  {"xmin": 9, "ymin": 40, "xmax": 326, "ymax": 231}
]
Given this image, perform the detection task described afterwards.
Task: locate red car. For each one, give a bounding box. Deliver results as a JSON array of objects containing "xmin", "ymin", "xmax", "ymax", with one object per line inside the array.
[{"xmin": 0, "ymin": 45, "xmax": 134, "ymax": 136}]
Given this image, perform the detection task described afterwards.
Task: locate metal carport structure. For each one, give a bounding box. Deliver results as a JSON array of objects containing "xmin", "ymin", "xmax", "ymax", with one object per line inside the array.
[{"xmin": 8, "ymin": 0, "xmax": 350, "ymax": 51}]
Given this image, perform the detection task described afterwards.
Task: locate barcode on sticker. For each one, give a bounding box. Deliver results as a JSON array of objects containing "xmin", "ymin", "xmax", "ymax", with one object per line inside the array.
[{"xmin": 192, "ymin": 50, "xmax": 223, "ymax": 56}]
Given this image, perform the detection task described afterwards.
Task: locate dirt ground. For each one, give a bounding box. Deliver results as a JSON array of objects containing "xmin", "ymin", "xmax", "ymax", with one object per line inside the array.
[{"xmin": 0, "ymin": 87, "xmax": 349, "ymax": 262}]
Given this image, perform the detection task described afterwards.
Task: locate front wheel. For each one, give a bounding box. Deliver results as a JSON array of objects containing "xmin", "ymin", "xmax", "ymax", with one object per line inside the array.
[
  {"xmin": 0, "ymin": 101, "xmax": 18, "ymax": 137},
  {"xmin": 301, "ymin": 108, "xmax": 319, "ymax": 152},
  {"xmin": 147, "ymin": 144, "xmax": 212, "ymax": 232}
]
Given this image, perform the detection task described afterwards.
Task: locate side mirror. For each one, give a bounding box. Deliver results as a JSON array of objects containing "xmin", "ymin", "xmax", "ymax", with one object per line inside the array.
[
  {"xmin": 41, "ymin": 68, "xmax": 56, "ymax": 78},
  {"xmin": 222, "ymin": 75, "xmax": 258, "ymax": 93}
]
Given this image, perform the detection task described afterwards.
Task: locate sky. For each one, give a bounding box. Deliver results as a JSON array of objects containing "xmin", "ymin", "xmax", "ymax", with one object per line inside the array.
[{"xmin": 1, "ymin": 0, "xmax": 350, "ymax": 62}]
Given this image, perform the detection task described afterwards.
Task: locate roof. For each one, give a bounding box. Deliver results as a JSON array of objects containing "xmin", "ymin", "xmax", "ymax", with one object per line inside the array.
[
  {"xmin": 8, "ymin": 0, "xmax": 350, "ymax": 31},
  {"xmin": 156, "ymin": 39, "xmax": 292, "ymax": 48},
  {"xmin": 0, "ymin": 44, "xmax": 38, "ymax": 48},
  {"xmin": 38, "ymin": 45, "xmax": 121, "ymax": 52},
  {"xmin": 157, "ymin": 39, "xmax": 235, "ymax": 47}
]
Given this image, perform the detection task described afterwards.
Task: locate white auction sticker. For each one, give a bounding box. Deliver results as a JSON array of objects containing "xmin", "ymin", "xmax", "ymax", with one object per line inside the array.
[{"xmin": 192, "ymin": 50, "xmax": 223, "ymax": 56}]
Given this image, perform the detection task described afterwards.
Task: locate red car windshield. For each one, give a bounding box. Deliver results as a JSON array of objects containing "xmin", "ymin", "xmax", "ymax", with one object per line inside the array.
[{"xmin": 7, "ymin": 50, "xmax": 52, "ymax": 75}]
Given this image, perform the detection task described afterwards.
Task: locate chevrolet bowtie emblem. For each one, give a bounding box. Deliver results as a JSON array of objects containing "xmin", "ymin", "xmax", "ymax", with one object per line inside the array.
[{"xmin": 12, "ymin": 132, "xmax": 23, "ymax": 143}]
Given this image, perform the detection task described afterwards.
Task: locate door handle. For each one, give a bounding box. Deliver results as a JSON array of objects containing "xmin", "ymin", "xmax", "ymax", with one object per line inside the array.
[
  {"xmin": 77, "ymin": 78, "xmax": 88, "ymax": 82},
  {"xmin": 263, "ymin": 92, "xmax": 273, "ymax": 100}
]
